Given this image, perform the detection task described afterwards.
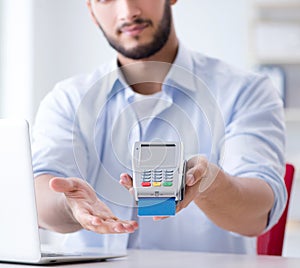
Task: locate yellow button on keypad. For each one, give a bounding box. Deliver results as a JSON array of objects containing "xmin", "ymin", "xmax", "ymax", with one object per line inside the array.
[{"xmin": 153, "ymin": 182, "xmax": 161, "ymax": 187}]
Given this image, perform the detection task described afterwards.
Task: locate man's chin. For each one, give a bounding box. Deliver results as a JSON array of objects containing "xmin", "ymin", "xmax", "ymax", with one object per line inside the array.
[
  {"xmin": 109, "ymin": 36, "xmax": 165, "ymax": 60},
  {"xmin": 117, "ymin": 44, "xmax": 157, "ymax": 60}
]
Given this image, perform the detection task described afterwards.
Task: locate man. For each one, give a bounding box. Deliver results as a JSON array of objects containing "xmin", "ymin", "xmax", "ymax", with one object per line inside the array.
[{"xmin": 33, "ymin": 0, "xmax": 286, "ymax": 253}]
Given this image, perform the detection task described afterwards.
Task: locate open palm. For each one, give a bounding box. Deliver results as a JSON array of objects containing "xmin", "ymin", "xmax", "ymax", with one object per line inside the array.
[{"xmin": 50, "ymin": 177, "xmax": 138, "ymax": 234}]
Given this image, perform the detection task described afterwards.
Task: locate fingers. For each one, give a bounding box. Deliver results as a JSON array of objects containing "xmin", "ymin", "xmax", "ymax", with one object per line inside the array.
[
  {"xmin": 77, "ymin": 212, "xmax": 138, "ymax": 234},
  {"xmin": 91, "ymin": 218, "xmax": 137, "ymax": 234},
  {"xmin": 119, "ymin": 173, "xmax": 134, "ymax": 195},
  {"xmin": 186, "ymin": 156, "xmax": 208, "ymax": 186},
  {"xmin": 119, "ymin": 173, "xmax": 133, "ymax": 189},
  {"xmin": 176, "ymin": 157, "xmax": 221, "ymax": 215},
  {"xmin": 176, "ymin": 181, "xmax": 200, "ymax": 213},
  {"xmin": 174, "ymin": 156, "xmax": 209, "ymax": 214},
  {"xmin": 153, "ymin": 216, "xmax": 169, "ymax": 221}
]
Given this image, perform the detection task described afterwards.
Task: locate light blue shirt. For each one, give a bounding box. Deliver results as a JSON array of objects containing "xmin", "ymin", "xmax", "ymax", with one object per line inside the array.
[{"xmin": 32, "ymin": 43, "xmax": 286, "ymax": 254}]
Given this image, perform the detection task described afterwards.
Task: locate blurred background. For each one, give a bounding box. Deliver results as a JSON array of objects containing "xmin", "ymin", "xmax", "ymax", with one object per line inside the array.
[{"xmin": 0, "ymin": 0, "xmax": 300, "ymax": 257}]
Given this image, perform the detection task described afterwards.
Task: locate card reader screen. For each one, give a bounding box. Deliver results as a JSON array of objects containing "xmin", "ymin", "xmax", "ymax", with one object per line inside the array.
[{"xmin": 139, "ymin": 144, "xmax": 177, "ymax": 168}]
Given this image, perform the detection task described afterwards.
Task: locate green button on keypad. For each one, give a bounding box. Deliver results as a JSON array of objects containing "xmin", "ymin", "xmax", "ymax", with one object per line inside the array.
[{"xmin": 163, "ymin": 182, "xmax": 173, "ymax": 187}]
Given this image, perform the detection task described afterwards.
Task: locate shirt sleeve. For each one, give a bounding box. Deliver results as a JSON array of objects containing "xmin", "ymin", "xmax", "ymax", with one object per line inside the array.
[
  {"xmin": 220, "ymin": 75, "xmax": 287, "ymax": 232},
  {"xmin": 31, "ymin": 82, "xmax": 88, "ymax": 180}
]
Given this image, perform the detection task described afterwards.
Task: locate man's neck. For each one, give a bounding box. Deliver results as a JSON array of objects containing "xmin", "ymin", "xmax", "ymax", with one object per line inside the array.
[{"xmin": 118, "ymin": 31, "xmax": 179, "ymax": 95}]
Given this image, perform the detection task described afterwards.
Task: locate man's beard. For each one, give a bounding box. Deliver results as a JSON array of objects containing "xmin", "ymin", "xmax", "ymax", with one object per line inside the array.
[{"xmin": 98, "ymin": 2, "xmax": 172, "ymax": 60}]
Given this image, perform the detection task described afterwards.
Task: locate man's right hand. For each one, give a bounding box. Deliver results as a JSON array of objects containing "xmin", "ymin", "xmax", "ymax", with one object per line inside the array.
[
  {"xmin": 35, "ymin": 175, "xmax": 138, "ymax": 234},
  {"xmin": 49, "ymin": 177, "xmax": 138, "ymax": 234}
]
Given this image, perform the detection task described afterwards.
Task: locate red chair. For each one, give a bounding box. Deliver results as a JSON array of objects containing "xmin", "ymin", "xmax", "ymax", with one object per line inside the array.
[{"xmin": 257, "ymin": 163, "xmax": 295, "ymax": 256}]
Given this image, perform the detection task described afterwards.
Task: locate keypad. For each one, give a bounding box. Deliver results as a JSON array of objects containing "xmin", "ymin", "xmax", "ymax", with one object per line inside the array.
[{"xmin": 141, "ymin": 169, "xmax": 174, "ymax": 187}]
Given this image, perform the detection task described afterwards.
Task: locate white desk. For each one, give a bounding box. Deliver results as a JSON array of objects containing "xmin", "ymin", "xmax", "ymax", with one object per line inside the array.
[{"xmin": 1, "ymin": 250, "xmax": 300, "ymax": 268}]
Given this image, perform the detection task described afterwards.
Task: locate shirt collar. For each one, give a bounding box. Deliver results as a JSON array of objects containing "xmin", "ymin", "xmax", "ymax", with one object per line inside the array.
[
  {"xmin": 164, "ymin": 42, "xmax": 200, "ymax": 93},
  {"xmin": 105, "ymin": 41, "xmax": 200, "ymax": 100},
  {"xmin": 104, "ymin": 59, "xmax": 130, "ymax": 100}
]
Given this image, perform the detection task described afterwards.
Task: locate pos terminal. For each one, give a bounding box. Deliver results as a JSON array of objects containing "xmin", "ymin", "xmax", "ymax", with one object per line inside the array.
[{"xmin": 132, "ymin": 142, "xmax": 186, "ymax": 216}]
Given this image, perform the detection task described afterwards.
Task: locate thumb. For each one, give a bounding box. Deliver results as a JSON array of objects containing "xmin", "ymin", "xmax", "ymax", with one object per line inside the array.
[{"xmin": 49, "ymin": 177, "xmax": 77, "ymax": 193}]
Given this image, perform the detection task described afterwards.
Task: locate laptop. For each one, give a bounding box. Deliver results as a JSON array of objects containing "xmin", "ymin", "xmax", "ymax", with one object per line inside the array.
[{"xmin": 0, "ymin": 118, "xmax": 126, "ymax": 264}]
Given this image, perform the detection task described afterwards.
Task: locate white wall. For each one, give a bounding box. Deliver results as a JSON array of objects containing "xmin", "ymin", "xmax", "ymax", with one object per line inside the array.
[
  {"xmin": 0, "ymin": 0, "xmax": 3, "ymax": 97},
  {"xmin": 173, "ymin": 0, "xmax": 252, "ymax": 68},
  {"xmin": 31, "ymin": 0, "xmax": 115, "ymax": 119},
  {"xmin": 0, "ymin": 0, "xmax": 34, "ymax": 121}
]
